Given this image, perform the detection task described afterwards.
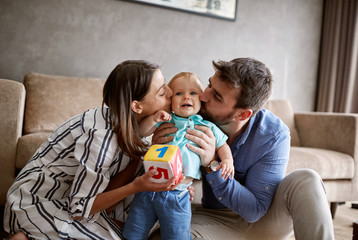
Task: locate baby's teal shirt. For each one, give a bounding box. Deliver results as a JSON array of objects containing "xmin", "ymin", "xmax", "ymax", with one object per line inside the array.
[{"xmin": 157, "ymin": 113, "xmax": 228, "ymax": 180}]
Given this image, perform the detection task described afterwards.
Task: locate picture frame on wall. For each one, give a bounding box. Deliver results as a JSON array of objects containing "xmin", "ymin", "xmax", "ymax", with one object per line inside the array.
[{"xmin": 123, "ymin": 0, "xmax": 238, "ymax": 21}]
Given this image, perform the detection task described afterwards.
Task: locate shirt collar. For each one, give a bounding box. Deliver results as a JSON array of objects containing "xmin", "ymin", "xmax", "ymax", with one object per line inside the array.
[{"xmin": 171, "ymin": 112, "xmax": 203, "ymax": 121}]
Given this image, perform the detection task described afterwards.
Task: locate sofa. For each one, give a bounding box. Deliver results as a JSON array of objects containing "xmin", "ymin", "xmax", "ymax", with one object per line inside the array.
[{"xmin": 1, "ymin": 72, "xmax": 358, "ymax": 220}]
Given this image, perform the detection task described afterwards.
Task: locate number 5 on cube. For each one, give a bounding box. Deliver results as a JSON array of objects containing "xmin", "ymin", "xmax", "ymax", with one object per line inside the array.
[{"xmin": 143, "ymin": 145, "xmax": 183, "ymax": 184}]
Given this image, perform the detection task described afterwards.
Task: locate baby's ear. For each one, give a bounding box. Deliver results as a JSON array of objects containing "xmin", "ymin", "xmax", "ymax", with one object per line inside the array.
[{"xmin": 131, "ymin": 100, "xmax": 143, "ymax": 114}]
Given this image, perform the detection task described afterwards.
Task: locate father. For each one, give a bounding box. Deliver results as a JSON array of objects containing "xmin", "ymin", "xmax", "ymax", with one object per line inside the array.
[{"xmin": 153, "ymin": 58, "xmax": 334, "ymax": 239}]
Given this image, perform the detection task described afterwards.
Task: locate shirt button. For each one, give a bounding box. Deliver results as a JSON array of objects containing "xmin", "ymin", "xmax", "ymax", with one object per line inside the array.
[
  {"xmin": 218, "ymin": 197, "xmax": 223, "ymax": 201},
  {"xmin": 265, "ymin": 186, "xmax": 269, "ymax": 191},
  {"xmin": 209, "ymin": 181, "xmax": 213, "ymax": 185}
]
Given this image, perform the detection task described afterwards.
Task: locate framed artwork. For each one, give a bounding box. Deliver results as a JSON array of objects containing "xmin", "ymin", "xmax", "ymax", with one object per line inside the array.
[{"xmin": 123, "ymin": 0, "xmax": 238, "ymax": 21}]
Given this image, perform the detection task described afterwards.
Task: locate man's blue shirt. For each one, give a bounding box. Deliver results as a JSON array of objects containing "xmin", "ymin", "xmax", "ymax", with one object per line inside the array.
[{"xmin": 200, "ymin": 109, "xmax": 290, "ymax": 223}]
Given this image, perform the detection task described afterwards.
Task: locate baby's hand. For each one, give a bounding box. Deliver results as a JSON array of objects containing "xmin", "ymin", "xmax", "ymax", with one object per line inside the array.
[
  {"xmin": 218, "ymin": 159, "xmax": 234, "ymax": 180},
  {"xmin": 154, "ymin": 110, "xmax": 171, "ymax": 123}
]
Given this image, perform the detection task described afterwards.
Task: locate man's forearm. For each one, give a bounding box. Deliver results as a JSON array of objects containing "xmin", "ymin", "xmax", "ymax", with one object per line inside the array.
[{"xmin": 203, "ymin": 170, "xmax": 270, "ymax": 223}]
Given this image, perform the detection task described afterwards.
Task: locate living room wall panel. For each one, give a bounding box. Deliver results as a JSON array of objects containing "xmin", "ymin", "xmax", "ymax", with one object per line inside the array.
[{"xmin": 0, "ymin": 0, "xmax": 323, "ymax": 111}]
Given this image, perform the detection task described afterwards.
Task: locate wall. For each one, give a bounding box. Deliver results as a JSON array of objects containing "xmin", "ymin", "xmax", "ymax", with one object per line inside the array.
[{"xmin": 0, "ymin": 0, "xmax": 323, "ymax": 111}]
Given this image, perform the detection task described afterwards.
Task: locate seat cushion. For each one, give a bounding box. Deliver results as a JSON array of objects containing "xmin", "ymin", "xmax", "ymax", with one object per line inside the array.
[
  {"xmin": 16, "ymin": 132, "xmax": 51, "ymax": 169},
  {"xmin": 287, "ymin": 147, "xmax": 354, "ymax": 180}
]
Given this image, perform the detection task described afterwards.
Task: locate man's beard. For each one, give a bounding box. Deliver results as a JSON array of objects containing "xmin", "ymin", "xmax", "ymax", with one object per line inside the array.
[{"xmin": 200, "ymin": 102, "xmax": 235, "ymax": 126}]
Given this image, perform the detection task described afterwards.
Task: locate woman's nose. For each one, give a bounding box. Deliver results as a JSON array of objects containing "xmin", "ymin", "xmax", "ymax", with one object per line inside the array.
[
  {"xmin": 200, "ymin": 88, "xmax": 209, "ymax": 102},
  {"xmin": 166, "ymin": 87, "xmax": 173, "ymax": 98}
]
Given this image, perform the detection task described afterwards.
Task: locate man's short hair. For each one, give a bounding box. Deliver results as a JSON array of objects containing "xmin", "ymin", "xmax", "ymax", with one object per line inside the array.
[{"xmin": 212, "ymin": 58, "xmax": 273, "ymax": 115}]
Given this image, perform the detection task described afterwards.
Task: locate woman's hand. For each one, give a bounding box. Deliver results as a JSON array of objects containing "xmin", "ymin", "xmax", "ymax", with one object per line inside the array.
[
  {"xmin": 152, "ymin": 122, "xmax": 177, "ymax": 144},
  {"xmin": 92, "ymin": 168, "xmax": 185, "ymax": 217},
  {"xmin": 186, "ymin": 125, "xmax": 216, "ymax": 167},
  {"xmin": 132, "ymin": 169, "xmax": 185, "ymax": 193}
]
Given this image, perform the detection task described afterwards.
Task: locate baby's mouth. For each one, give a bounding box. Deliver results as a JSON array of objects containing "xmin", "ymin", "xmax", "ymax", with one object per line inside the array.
[{"xmin": 181, "ymin": 103, "xmax": 192, "ymax": 108}]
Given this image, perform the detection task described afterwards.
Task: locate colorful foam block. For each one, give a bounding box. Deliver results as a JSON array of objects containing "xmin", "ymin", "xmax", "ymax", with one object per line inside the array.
[{"xmin": 143, "ymin": 145, "xmax": 183, "ymax": 184}]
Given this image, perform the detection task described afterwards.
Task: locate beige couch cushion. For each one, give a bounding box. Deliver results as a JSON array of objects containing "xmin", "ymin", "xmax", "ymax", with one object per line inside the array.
[
  {"xmin": 192, "ymin": 147, "xmax": 355, "ymax": 204},
  {"xmin": 16, "ymin": 132, "xmax": 51, "ymax": 169},
  {"xmin": 264, "ymin": 100, "xmax": 301, "ymax": 146},
  {"xmin": 287, "ymin": 146, "xmax": 354, "ymax": 180},
  {"xmin": 24, "ymin": 72, "xmax": 105, "ymax": 134}
]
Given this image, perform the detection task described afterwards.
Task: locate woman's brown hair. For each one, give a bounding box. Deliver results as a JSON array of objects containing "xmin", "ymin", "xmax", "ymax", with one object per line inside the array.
[{"xmin": 102, "ymin": 60, "xmax": 159, "ymax": 158}]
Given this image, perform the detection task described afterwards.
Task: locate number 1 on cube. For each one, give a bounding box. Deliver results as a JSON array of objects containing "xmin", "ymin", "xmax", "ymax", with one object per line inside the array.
[{"xmin": 156, "ymin": 146, "xmax": 168, "ymax": 158}]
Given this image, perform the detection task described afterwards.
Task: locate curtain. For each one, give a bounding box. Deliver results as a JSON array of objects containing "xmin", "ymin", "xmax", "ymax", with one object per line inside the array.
[{"xmin": 316, "ymin": 0, "xmax": 358, "ymax": 113}]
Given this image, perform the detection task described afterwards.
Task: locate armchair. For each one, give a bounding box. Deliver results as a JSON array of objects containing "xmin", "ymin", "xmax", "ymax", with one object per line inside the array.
[{"xmin": 264, "ymin": 100, "xmax": 358, "ymax": 217}]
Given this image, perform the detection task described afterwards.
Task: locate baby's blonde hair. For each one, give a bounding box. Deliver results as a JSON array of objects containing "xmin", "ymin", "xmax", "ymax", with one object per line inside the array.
[{"xmin": 168, "ymin": 72, "xmax": 203, "ymax": 91}]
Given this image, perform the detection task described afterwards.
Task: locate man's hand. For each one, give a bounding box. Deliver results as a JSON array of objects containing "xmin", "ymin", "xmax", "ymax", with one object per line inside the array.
[
  {"xmin": 185, "ymin": 125, "xmax": 216, "ymax": 167},
  {"xmin": 152, "ymin": 122, "xmax": 177, "ymax": 144}
]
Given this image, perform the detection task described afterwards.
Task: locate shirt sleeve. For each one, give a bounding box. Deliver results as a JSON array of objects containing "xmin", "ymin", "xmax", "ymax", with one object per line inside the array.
[
  {"xmin": 203, "ymin": 129, "xmax": 290, "ymax": 223},
  {"xmin": 210, "ymin": 124, "xmax": 228, "ymax": 149},
  {"xmin": 70, "ymin": 109, "xmax": 118, "ymax": 221}
]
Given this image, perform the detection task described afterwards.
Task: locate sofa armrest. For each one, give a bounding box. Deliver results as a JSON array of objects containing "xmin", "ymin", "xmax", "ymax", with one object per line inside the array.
[
  {"xmin": 0, "ymin": 79, "xmax": 25, "ymax": 205},
  {"xmin": 294, "ymin": 112, "xmax": 358, "ymax": 157}
]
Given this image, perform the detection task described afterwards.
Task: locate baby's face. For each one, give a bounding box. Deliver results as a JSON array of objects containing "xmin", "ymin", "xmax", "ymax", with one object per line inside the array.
[{"xmin": 170, "ymin": 75, "xmax": 203, "ymax": 118}]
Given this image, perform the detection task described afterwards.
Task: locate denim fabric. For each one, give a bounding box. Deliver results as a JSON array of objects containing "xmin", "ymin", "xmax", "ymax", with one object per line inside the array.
[{"xmin": 123, "ymin": 190, "xmax": 192, "ymax": 240}]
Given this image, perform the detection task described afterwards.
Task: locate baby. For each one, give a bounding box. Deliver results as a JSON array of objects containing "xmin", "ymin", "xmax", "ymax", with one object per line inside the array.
[
  {"xmin": 123, "ymin": 72, "xmax": 234, "ymax": 240},
  {"xmin": 140, "ymin": 72, "xmax": 234, "ymax": 180}
]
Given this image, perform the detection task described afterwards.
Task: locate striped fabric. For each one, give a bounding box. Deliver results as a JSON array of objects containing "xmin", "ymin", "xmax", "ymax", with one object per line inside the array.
[{"xmin": 4, "ymin": 107, "xmax": 142, "ymax": 239}]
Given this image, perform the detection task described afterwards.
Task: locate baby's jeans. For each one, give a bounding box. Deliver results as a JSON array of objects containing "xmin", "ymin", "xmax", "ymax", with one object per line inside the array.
[{"xmin": 123, "ymin": 190, "xmax": 192, "ymax": 240}]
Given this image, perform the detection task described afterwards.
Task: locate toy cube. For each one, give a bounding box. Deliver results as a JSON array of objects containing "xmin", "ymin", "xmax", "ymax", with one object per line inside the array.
[{"xmin": 143, "ymin": 145, "xmax": 183, "ymax": 184}]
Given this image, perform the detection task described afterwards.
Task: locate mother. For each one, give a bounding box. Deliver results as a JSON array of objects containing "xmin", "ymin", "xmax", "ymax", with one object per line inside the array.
[{"xmin": 4, "ymin": 60, "xmax": 183, "ymax": 240}]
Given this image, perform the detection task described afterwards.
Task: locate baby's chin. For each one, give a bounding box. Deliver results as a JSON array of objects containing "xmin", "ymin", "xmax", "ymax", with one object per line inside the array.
[{"xmin": 175, "ymin": 109, "xmax": 199, "ymax": 118}]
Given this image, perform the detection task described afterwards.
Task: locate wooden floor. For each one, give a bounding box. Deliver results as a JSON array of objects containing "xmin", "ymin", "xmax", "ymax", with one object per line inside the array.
[
  {"xmin": 288, "ymin": 202, "xmax": 357, "ymax": 240},
  {"xmin": 332, "ymin": 202, "xmax": 357, "ymax": 240}
]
